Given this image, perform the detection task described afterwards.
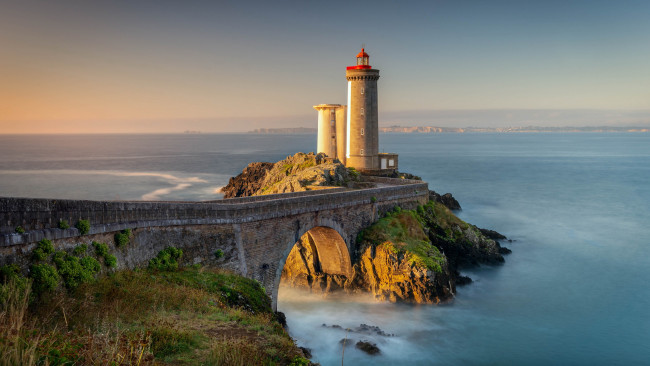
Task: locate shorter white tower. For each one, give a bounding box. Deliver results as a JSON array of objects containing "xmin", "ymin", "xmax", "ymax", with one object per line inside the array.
[{"xmin": 314, "ymin": 104, "xmax": 347, "ymax": 164}]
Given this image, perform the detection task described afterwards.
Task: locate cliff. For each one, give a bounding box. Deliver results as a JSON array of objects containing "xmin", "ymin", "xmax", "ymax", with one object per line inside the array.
[
  {"xmin": 281, "ymin": 201, "xmax": 508, "ymax": 304},
  {"xmin": 222, "ymin": 152, "xmax": 353, "ymax": 197},
  {"xmin": 222, "ymin": 162, "xmax": 274, "ymax": 198}
]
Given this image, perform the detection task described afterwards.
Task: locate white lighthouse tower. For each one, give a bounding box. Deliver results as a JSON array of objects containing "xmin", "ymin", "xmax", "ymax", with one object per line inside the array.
[
  {"xmin": 345, "ymin": 48, "xmax": 380, "ymax": 171},
  {"xmin": 314, "ymin": 48, "xmax": 397, "ymax": 173}
]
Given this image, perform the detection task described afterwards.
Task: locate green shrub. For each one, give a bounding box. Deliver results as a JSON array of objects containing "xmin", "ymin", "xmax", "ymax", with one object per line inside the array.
[
  {"xmin": 104, "ymin": 254, "xmax": 117, "ymax": 268},
  {"xmin": 289, "ymin": 356, "xmax": 312, "ymax": 366},
  {"xmin": 114, "ymin": 229, "xmax": 131, "ymax": 247},
  {"xmin": 52, "ymin": 250, "xmax": 66, "ymax": 264},
  {"xmin": 0, "ymin": 264, "xmax": 28, "ymax": 296},
  {"xmin": 58, "ymin": 220, "xmax": 70, "ymax": 229},
  {"xmin": 54, "ymin": 254, "xmax": 100, "ymax": 290},
  {"xmin": 80, "ymin": 256, "xmax": 101, "ymax": 273},
  {"xmin": 149, "ymin": 247, "xmax": 183, "ymax": 272},
  {"xmin": 370, "ymin": 196, "xmax": 377, "ymax": 203},
  {"xmin": 214, "ymin": 249, "xmax": 224, "ymax": 259},
  {"xmin": 73, "ymin": 244, "xmax": 88, "ymax": 256},
  {"xmin": 93, "ymin": 241, "xmax": 109, "ymax": 257},
  {"xmin": 30, "ymin": 263, "xmax": 60, "ymax": 294},
  {"xmin": 32, "ymin": 238, "xmax": 55, "ymax": 261},
  {"xmin": 15, "ymin": 226, "xmax": 25, "ymax": 234},
  {"xmin": 75, "ymin": 219, "xmax": 90, "ymax": 235}
]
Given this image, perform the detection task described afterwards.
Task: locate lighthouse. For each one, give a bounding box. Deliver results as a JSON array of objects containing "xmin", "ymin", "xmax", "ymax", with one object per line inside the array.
[
  {"xmin": 315, "ymin": 48, "xmax": 397, "ymax": 173},
  {"xmin": 345, "ymin": 48, "xmax": 380, "ymax": 171}
]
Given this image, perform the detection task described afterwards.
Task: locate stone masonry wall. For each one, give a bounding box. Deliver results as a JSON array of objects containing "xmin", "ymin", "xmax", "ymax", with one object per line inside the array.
[{"xmin": 0, "ymin": 178, "xmax": 428, "ymax": 310}]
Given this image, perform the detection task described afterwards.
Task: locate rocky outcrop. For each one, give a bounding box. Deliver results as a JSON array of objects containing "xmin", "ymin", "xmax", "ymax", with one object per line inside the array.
[
  {"xmin": 281, "ymin": 200, "xmax": 509, "ymax": 304},
  {"xmin": 429, "ymin": 190, "xmax": 462, "ymax": 210},
  {"xmin": 347, "ymin": 242, "xmax": 454, "ymax": 304},
  {"xmin": 221, "ymin": 162, "xmax": 273, "ymax": 198},
  {"xmin": 255, "ymin": 152, "xmax": 351, "ymax": 195},
  {"xmin": 222, "ymin": 152, "xmax": 353, "ymax": 198},
  {"xmin": 355, "ymin": 341, "xmax": 380, "ymax": 355},
  {"xmin": 417, "ymin": 202, "xmax": 505, "ymax": 270}
]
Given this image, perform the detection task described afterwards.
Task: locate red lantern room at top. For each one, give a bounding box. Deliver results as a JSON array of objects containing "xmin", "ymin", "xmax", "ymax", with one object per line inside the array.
[{"xmin": 346, "ymin": 48, "xmax": 372, "ymax": 70}]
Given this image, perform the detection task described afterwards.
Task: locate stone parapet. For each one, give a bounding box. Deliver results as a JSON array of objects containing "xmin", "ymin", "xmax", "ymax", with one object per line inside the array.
[{"xmin": 0, "ymin": 178, "xmax": 428, "ymax": 247}]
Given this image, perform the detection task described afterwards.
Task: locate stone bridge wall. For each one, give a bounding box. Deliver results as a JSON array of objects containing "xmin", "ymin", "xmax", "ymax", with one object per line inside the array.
[{"xmin": 0, "ymin": 178, "xmax": 428, "ymax": 309}]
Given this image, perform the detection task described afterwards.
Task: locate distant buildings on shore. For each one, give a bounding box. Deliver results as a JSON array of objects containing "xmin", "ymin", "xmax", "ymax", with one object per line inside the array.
[{"xmin": 249, "ymin": 125, "xmax": 648, "ymax": 134}]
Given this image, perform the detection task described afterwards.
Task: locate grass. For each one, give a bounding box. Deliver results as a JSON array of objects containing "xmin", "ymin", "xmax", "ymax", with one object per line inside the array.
[
  {"xmin": 357, "ymin": 205, "xmax": 447, "ymax": 273},
  {"xmin": 0, "ymin": 265, "xmax": 303, "ymax": 365}
]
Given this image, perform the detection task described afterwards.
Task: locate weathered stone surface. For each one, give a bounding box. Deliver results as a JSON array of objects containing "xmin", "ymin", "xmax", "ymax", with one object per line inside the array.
[
  {"xmin": 429, "ymin": 190, "xmax": 462, "ymax": 210},
  {"xmin": 478, "ymin": 228, "xmax": 507, "ymax": 240},
  {"xmin": 355, "ymin": 341, "xmax": 381, "ymax": 355},
  {"xmin": 281, "ymin": 233, "xmax": 454, "ymax": 304},
  {"xmin": 255, "ymin": 152, "xmax": 351, "ymax": 195},
  {"xmin": 221, "ymin": 152, "xmax": 354, "ymax": 198},
  {"xmin": 348, "ymin": 243, "xmax": 454, "ymax": 304},
  {"xmin": 221, "ymin": 162, "xmax": 274, "ymax": 198}
]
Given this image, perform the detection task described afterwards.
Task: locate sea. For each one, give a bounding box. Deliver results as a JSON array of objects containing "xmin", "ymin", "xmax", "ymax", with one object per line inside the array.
[{"xmin": 1, "ymin": 133, "xmax": 648, "ymax": 365}]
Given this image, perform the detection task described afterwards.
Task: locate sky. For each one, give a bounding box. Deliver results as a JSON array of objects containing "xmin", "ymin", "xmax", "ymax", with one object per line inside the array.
[{"xmin": 1, "ymin": 0, "xmax": 649, "ymax": 133}]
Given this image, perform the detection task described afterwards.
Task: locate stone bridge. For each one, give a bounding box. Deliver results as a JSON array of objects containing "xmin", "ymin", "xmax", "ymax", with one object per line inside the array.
[{"xmin": 0, "ymin": 177, "xmax": 428, "ymax": 309}]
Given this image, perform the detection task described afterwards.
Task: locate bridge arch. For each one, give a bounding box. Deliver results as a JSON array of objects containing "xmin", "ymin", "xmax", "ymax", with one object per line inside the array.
[{"xmin": 271, "ymin": 223, "xmax": 352, "ymax": 310}]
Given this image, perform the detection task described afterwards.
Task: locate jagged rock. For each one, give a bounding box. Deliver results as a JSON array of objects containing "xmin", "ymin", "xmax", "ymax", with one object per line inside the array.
[
  {"xmin": 348, "ymin": 242, "xmax": 454, "ymax": 304},
  {"xmin": 354, "ymin": 324, "xmax": 393, "ymax": 337},
  {"xmin": 456, "ymin": 275, "xmax": 473, "ymax": 286},
  {"xmin": 478, "ymin": 228, "xmax": 507, "ymax": 240},
  {"xmin": 222, "ymin": 162, "xmax": 273, "ymax": 198},
  {"xmin": 281, "ymin": 223, "xmax": 455, "ymax": 304},
  {"xmin": 429, "ymin": 190, "xmax": 462, "ymax": 210},
  {"xmin": 389, "ymin": 171, "xmax": 422, "ymax": 180},
  {"xmin": 275, "ymin": 311, "xmax": 287, "ymax": 328},
  {"xmin": 255, "ymin": 152, "xmax": 351, "ymax": 195},
  {"xmin": 339, "ymin": 338, "xmax": 355, "ymax": 347},
  {"xmin": 355, "ymin": 341, "xmax": 381, "ymax": 355},
  {"xmin": 299, "ymin": 347, "xmax": 312, "ymax": 359},
  {"xmin": 498, "ymin": 246, "xmax": 512, "ymax": 255}
]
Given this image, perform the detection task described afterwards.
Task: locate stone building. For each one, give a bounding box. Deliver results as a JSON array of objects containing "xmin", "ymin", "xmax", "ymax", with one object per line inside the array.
[{"xmin": 314, "ymin": 48, "xmax": 398, "ymax": 174}]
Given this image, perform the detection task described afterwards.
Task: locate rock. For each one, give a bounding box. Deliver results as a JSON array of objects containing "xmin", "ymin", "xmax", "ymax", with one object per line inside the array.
[
  {"xmin": 455, "ymin": 275, "xmax": 473, "ymax": 286},
  {"xmin": 348, "ymin": 242, "xmax": 454, "ymax": 304},
  {"xmin": 275, "ymin": 311, "xmax": 287, "ymax": 328},
  {"xmin": 498, "ymin": 246, "xmax": 512, "ymax": 255},
  {"xmin": 354, "ymin": 324, "xmax": 393, "ymax": 337},
  {"xmin": 255, "ymin": 152, "xmax": 352, "ymax": 195},
  {"xmin": 221, "ymin": 162, "xmax": 273, "ymax": 198},
  {"xmin": 355, "ymin": 341, "xmax": 381, "ymax": 355},
  {"xmin": 429, "ymin": 190, "xmax": 462, "ymax": 210},
  {"xmin": 417, "ymin": 203, "xmax": 504, "ymax": 270},
  {"xmin": 339, "ymin": 338, "xmax": 355, "ymax": 347},
  {"xmin": 478, "ymin": 228, "xmax": 507, "ymax": 240},
  {"xmin": 299, "ymin": 347, "xmax": 312, "ymax": 359}
]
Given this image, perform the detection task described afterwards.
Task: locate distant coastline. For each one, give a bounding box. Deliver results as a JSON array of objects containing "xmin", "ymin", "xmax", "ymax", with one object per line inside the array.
[
  {"xmin": 248, "ymin": 127, "xmax": 317, "ymax": 134},
  {"xmin": 248, "ymin": 125, "xmax": 649, "ymax": 134}
]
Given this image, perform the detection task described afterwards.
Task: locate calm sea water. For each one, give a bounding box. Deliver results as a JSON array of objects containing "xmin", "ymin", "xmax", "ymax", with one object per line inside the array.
[{"xmin": 1, "ymin": 133, "xmax": 649, "ymax": 365}]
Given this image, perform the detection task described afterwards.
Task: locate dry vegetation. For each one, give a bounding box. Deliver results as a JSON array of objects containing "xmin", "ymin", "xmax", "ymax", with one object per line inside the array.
[{"xmin": 0, "ymin": 265, "xmax": 309, "ymax": 365}]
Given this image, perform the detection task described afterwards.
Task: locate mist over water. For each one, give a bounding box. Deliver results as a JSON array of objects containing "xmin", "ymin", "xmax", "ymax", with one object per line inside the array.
[{"xmin": 1, "ymin": 133, "xmax": 649, "ymax": 364}]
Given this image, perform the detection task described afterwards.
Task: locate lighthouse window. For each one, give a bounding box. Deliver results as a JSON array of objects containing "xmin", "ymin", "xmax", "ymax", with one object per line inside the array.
[
  {"xmin": 360, "ymin": 128, "xmax": 364, "ymax": 136},
  {"xmin": 360, "ymin": 108, "xmax": 364, "ymax": 116},
  {"xmin": 360, "ymin": 149, "xmax": 364, "ymax": 155},
  {"xmin": 361, "ymin": 87, "xmax": 364, "ymax": 95}
]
